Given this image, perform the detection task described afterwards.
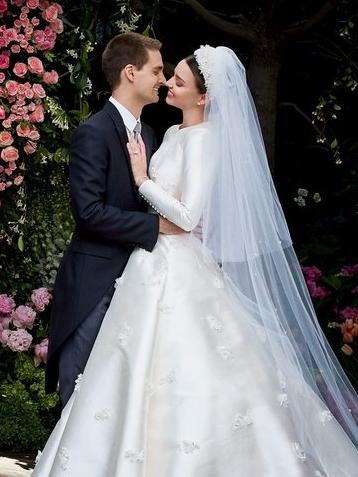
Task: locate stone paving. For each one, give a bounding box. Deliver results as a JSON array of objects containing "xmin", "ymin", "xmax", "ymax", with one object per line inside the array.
[{"xmin": 0, "ymin": 453, "xmax": 35, "ymax": 477}]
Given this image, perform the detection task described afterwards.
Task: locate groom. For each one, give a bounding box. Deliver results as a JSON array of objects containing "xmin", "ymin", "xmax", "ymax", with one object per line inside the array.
[{"xmin": 46, "ymin": 32, "xmax": 179, "ymax": 407}]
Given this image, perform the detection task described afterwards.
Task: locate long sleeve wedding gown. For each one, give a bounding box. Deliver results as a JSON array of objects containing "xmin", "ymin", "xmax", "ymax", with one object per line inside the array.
[{"xmin": 32, "ymin": 124, "xmax": 358, "ymax": 477}]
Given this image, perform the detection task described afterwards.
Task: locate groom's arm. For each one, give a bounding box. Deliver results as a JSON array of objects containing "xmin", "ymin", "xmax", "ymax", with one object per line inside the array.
[{"xmin": 69, "ymin": 122, "xmax": 159, "ymax": 251}]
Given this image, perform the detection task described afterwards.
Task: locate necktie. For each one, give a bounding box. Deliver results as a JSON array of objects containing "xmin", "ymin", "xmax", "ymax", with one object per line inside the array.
[{"xmin": 133, "ymin": 121, "xmax": 141, "ymax": 141}]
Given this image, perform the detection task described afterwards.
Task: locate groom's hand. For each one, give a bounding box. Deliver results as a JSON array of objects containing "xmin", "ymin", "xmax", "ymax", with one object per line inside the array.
[{"xmin": 159, "ymin": 218, "xmax": 185, "ymax": 235}]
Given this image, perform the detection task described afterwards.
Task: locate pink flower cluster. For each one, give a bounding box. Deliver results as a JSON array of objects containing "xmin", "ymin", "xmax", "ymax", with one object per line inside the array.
[
  {"xmin": 301, "ymin": 266, "xmax": 331, "ymax": 299},
  {"xmin": 33, "ymin": 336, "xmax": 48, "ymax": 365},
  {"xmin": 0, "ymin": 287, "xmax": 51, "ymax": 361},
  {"xmin": 31, "ymin": 286, "xmax": 51, "ymax": 311},
  {"xmin": 340, "ymin": 264, "xmax": 358, "ymax": 277},
  {"xmin": 0, "ymin": 0, "xmax": 62, "ymax": 204}
]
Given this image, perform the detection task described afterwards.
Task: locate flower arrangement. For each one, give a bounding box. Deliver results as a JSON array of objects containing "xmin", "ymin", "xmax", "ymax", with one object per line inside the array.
[
  {"xmin": 0, "ymin": 1, "xmax": 63, "ymax": 213},
  {"xmin": 302, "ymin": 263, "xmax": 358, "ymax": 379},
  {"xmin": 0, "ymin": 288, "xmax": 51, "ymax": 365}
]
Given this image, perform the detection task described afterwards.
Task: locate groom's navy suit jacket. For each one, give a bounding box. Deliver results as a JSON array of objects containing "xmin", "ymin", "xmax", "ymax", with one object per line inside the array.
[{"xmin": 45, "ymin": 100, "xmax": 159, "ymax": 393}]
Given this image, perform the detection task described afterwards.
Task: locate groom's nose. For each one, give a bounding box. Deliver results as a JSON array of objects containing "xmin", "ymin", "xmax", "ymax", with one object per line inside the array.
[{"xmin": 159, "ymin": 71, "xmax": 166, "ymax": 84}]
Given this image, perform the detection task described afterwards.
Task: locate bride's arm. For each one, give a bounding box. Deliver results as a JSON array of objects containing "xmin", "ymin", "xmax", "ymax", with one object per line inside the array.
[{"xmin": 128, "ymin": 129, "xmax": 208, "ymax": 232}]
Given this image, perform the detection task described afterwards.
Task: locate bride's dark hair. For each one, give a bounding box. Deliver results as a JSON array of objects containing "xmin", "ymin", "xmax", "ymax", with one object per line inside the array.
[{"xmin": 185, "ymin": 55, "xmax": 206, "ymax": 94}]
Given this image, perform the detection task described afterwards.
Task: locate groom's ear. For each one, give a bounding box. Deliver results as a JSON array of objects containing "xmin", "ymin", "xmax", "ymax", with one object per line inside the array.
[{"xmin": 123, "ymin": 64, "xmax": 136, "ymax": 83}]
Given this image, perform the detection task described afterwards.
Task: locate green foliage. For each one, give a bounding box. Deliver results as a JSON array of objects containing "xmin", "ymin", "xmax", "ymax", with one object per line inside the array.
[{"xmin": 0, "ymin": 354, "xmax": 59, "ymax": 451}]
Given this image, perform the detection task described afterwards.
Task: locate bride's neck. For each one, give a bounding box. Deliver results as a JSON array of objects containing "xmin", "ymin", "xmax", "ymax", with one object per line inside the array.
[{"xmin": 181, "ymin": 108, "xmax": 204, "ymax": 128}]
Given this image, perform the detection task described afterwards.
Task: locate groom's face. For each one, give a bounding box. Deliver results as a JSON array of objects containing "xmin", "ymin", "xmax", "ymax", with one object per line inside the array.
[{"xmin": 133, "ymin": 49, "xmax": 165, "ymax": 105}]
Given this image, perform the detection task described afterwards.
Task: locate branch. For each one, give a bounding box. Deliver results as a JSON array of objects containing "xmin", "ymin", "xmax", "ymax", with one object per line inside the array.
[
  {"xmin": 262, "ymin": 0, "xmax": 277, "ymax": 23},
  {"xmin": 280, "ymin": 0, "xmax": 337, "ymax": 41},
  {"xmin": 182, "ymin": 0, "xmax": 257, "ymax": 43}
]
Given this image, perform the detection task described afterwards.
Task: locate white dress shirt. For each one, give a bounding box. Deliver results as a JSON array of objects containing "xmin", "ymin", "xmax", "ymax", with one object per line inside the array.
[{"xmin": 109, "ymin": 96, "xmax": 141, "ymax": 136}]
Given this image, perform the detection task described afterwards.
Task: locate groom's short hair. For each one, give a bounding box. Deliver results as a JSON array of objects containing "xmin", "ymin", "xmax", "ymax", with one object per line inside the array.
[{"xmin": 102, "ymin": 32, "xmax": 162, "ymax": 90}]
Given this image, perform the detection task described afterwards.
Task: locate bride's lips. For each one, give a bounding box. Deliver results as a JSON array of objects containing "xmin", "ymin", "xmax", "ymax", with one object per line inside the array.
[{"xmin": 166, "ymin": 90, "xmax": 174, "ymax": 97}]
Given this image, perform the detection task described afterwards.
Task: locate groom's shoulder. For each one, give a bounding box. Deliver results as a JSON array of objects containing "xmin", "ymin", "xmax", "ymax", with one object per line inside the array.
[{"xmin": 72, "ymin": 106, "xmax": 111, "ymax": 138}]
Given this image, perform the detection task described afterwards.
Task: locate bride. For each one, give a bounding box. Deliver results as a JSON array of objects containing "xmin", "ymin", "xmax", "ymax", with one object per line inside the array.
[{"xmin": 33, "ymin": 45, "xmax": 358, "ymax": 476}]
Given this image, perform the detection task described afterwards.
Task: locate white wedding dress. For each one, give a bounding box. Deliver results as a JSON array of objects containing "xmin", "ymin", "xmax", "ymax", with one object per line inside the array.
[{"xmin": 33, "ymin": 124, "xmax": 358, "ymax": 476}]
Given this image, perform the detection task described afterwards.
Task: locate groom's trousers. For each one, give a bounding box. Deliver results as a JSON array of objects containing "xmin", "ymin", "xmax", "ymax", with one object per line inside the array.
[{"xmin": 58, "ymin": 282, "xmax": 115, "ymax": 408}]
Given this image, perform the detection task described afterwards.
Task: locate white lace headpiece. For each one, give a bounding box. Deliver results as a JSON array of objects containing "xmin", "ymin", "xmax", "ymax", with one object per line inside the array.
[{"xmin": 194, "ymin": 45, "xmax": 216, "ymax": 93}]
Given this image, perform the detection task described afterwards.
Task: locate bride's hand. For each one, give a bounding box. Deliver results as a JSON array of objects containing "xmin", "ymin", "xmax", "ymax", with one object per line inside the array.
[{"xmin": 127, "ymin": 134, "xmax": 149, "ymax": 187}]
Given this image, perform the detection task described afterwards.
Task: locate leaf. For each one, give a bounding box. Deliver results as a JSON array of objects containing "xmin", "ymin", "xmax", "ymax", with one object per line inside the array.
[
  {"xmin": 330, "ymin": 138, "xmax": 338, "ymax": 149},
  {"xmin": 18, "ymin": 235, "xmax": 24, "ymax": 252},
  {"xmin": 321, "ymin": 275, "xmax": 342, "ymax": 290},
  {"xmin": 333, "ymin": 104, "xmax": 342, "ymax": 111}
]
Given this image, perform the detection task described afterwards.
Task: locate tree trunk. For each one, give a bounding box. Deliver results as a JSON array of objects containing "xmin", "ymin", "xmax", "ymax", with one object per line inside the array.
[{"xmin": 247, "ymin": 47, "xmax": 281, "ymax": 173}]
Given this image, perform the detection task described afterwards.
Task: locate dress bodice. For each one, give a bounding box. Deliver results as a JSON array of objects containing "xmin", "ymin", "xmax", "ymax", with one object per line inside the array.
[{"xmin": 139, "ymin": 123, "xmax": 209, "ymax": 232}]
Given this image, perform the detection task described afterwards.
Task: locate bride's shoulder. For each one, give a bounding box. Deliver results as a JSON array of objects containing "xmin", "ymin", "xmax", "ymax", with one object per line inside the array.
[{"xmin": 163, "ymin": 124, "xmax": 180, "ymax": 140}]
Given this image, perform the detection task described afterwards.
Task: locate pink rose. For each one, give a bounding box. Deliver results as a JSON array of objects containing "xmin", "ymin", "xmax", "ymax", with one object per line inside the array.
[
  {"xmin": 13, "ymin": 0, "xmax": 25, "ymax": 6},
  {"xmin": 42, "ymin": 69, "xmax": 58, "ymax": 84},
  {"xmin": 16, "ymin": 123, "xmax": 31, "ymax": 137},
  {"xmin": 28, "ymin": 128, "xmax": 40, "ymax": 140},
  {"xmin": 31, "ymin": 17, "xmax": 40, "ymax": 26},
  {"xmin": 4, "ymin": 28, "xmax": 17, "ymax": 42},
  {"xmin": 27, "ymin": 0, "xmax": 39, "ymax": 8},
  {"xmin": 33, "ymin": 337, "xmax": 48, "ymax": 366},
  {"xmin": 4, "ymin": 167, "xmax": 13, "ymax": 176},
  {"xmin": 42, "ymin": 4, "xmax": 58, "ymax": 22},
  {"xmin": 0, "ymin": 182, "xmax": 6, "ymax": 191},
  {"xmin": 31, "ymin": 287, "xmax": 51, "ymax": 312},
  {"xmin": 0, "ymin": 106, "xmax": 5, "ymax": 119},
  {"xmin": 0, "ymin": 72, "xmax": 5, "ymax": 83},
  {"xmin": 341, "ymin": 344, "xmax": 353, "ymax": 356},
  {"xmin": 2, "ymin": 328, "xmax": 33, "ymax": 351},
  {"xmin": 0, "ymin": 0, "xmax": 8, "ymax": 14},
  {"xmin": 49, "ymin": 18, "xmax": 63, "ymax": 34},
  {"xmin": 8, "ymin": 160, "xmax": 16, "ymax": 171},
  {"xmin": 2, "ymin": 119, "xmax": 11, "ymax": 128},
  {"xmin": 24, "ymin": 140, "xmax": 37, "ymax": 154},
  {"xmin": 20, "ymin": 40, "xmax": 29, "ymax": 49},
  {"xmin": 12, "ymin": 305, "xmax": 36, "ymax": 329},
  {"xmin": 5, "ymin": 80, "xmax": 19, "ymax": 96},
  {"xmin": 27, "ymin": 56, "xmax": 44, "ymax": 75},
  {"xmin": 52, "ymin": 2, "xmax": 63, "ymax": 14},
  {"xmin": 0, "ymin": 130, "xmax": 14, "ymax": 146},
  {"xmin": 0, "ymin": 53, "xmax": 10, "ymax": 70},
  {"xmin": 29, "ymin": 104, "xmax": 44, "ymax": 122},
  {"xmin": 343, "ymin": 332, "xmax": 354, "ymax": 344},
  {"xmin": 1, "ymin": 145, "xmax": 19, "ymax": 162},
  {"xmin": 39, "ymin": 0, "xmax": 50, "ymax": 10},
  {"xmin": 0, "ymin": 293, "xmax": 16, "ymax": 315},
  {"xmin": 11, "ymin": 44, "xmax": 21, "ymax": 54},
  {"xmin": 14, "ymin": 175, "xmax": 24, "ymax": 186},
  {"xmin": 13, "ymin": 62, "xmax": 28, "ymax": 78},
  {"xmin": 26, "ymin": 45, "xmax": 34, "ymax": 54},
  {"xmin": 32, "ymin": 83, "xmax": 46, "ymax": 98},
  {"xmin": 25, "ymin": 87, "xmax": 34, "ymax": 99}
]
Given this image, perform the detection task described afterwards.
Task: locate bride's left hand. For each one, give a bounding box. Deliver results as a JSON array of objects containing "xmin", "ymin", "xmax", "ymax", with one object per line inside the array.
[{"xmin": 127, "ymin": 134, "xmax": 148, "ymax": 186}]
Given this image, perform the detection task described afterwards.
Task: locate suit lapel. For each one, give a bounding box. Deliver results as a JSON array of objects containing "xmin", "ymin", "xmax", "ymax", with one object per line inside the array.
[{"xmin": 103, "ymin": 100, "xmax": 151, "ymax": 175}]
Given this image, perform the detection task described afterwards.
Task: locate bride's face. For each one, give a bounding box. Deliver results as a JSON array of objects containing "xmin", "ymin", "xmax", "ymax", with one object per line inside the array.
[{"xmin": 165, "ymin": 59, "xmax": 203, "ymax": 110}]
